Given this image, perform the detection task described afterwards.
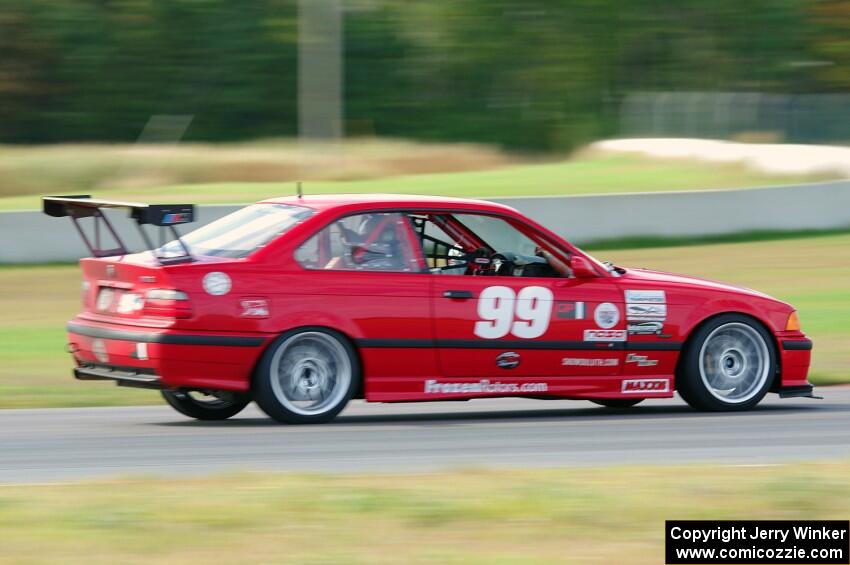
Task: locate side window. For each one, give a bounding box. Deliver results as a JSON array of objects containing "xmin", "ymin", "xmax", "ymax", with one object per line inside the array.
[
  {"xmin": 295, "ymin": 212, "xmax": 422, "ymax": 272},
  {"xmin": 408, "ymin": 214, "xmax": 467, "ymax": 270}
]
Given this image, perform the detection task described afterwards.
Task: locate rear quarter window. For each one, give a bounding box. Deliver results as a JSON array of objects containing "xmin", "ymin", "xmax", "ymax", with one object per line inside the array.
[{"xmin": 160, "ymin": 204, "xmax": 313, "ymax": 259}]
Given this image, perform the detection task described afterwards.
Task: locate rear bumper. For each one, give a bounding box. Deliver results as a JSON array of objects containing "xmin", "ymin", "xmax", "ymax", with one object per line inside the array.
[
  {"xmin": 67, "ymin": 319, "xmax": 270, "ymax": 392},
  {"xmin": 68, "ymin": 321, "xmax": 265, "ymax": 347},
  {"xmin": 74, "ymin": 363, "xmax": 163, "ymax": 389}
]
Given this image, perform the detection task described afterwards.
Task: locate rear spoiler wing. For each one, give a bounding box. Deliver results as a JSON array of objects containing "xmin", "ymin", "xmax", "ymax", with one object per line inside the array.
[{"xmin": 42, "ymin": 195, "xmax": 196, "ymax": 264}]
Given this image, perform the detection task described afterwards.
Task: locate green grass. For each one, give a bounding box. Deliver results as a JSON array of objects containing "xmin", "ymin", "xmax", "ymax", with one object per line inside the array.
[
  {"xmin": 582, "ymin": 227, "xmax": 850, "ymax": 250},
  {"xmin": 1, "ymin": 462, "xmax": 848, "ymax": 563},
  {"xmin": 0, "ymin": 153, "xmax": 833, "ymax": 211},
  {"xmin": 0, "ymin": 231, "xmax": 847, "ymax": 408}
]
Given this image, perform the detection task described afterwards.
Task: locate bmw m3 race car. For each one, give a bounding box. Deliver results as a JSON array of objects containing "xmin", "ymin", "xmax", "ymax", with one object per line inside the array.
[{"xmin": 44, "ymin": 193, "xmax": 814, "ymax": 424}]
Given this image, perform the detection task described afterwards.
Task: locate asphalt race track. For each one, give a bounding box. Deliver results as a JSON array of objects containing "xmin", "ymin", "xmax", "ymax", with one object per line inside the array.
[{"xmin": 2, "ymin": 389, "xmax": 849, "ymax": 483}]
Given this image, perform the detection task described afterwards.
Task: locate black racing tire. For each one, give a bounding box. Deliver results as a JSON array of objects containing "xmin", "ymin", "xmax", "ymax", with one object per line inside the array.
[
  {"xmin": 253, "ymin": 328, "xmax": 358, "ymax": 424},
  {"xmin": 161, "ymin": 389, "xmax": 251, "ymax": 421},
  {"xmin": 590, "ymin": 399, "xmax": 644, "ymax": 408},
  {"xmin": 677, "ymin": 313, "xmax": 776, "ymax": 411}
]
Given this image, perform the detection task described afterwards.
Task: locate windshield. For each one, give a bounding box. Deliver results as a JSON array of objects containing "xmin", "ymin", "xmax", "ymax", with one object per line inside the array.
[
  {"xmin": 452, "ymin": 214, "xmax": 539, "ymax": 256},
  {"xmin": 160, "ymin": 203, "xmax": 313, "ymax": 259}
]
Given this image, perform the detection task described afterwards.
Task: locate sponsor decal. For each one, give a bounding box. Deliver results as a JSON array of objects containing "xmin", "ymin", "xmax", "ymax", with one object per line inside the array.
[
  {"xmin": 91, "ymin": 339, "xmax": 109, "ymax": 363},
  {"xmin": 626, "ymin": 353, "xmax": 659, "ymax": 367},
  {"xmin": 240, "ymin": 298, "xmax": 270, "ymax": 318},
  {"xmin": 593, "ymin": 302, "xmax": 620, "ymax": 329},
  {"xmin": 626, "ymin": 290, "xmax": 668, "ymax": 333},
  {"xmin": 584, "ymin": 329, "xmax": 627, "ymax": 342},
  {"xmin": 628, "ymin": 321, "xmax": 664, "ymax": 335},
  {"xmin": 626, "ymin": 303, "xmax": 667, "ymax": 321},
  {"xmin": 622, "ymin": 378, "xmax": 669, "ymax": 393},
  {"xmin": 162, "ymin": 213, "xmax": 186, "ymax": 225},
  {"xmin": 106, "ymin": 264, "xmax": 116, "ymax": 279},
  {"xmin": 625, "ymin": 289, "xmax": 666, "ymax": 304},
  {"xmin": 496, "ymin": 351, "xmax": 521, "ymax": 369},
  {"xmin": 203, "ymin": 271, "xmax": 232, "ymax": 296},
  {"xmin": 424, "ymin": 379, "xmax": 548, "ymax": 394},
  {"xmin": 555, "ymin": 301, "xmax": 585, "ymax": 320},
  {"xmin": 562, "ymin": 357, "xmax": 619, "ymax": 367}
]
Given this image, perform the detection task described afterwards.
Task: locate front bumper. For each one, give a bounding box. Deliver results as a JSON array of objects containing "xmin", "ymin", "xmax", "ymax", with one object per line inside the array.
[
  {"xmin": 777, "ymin": 384, "xmax": 818, "ymax": 399},
  {"xmin": 776, "ymin": 336, "xmax": 813, "ymax": 390},
  {"xmin": 67, "ymin": 319, "xmax": 270, "ymax": 392}
]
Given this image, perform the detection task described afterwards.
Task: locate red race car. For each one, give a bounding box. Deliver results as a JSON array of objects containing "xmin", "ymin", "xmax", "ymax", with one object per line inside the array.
[{"xmin": 44, "ymin": 193, "xmax": 814, "ymax": 424}]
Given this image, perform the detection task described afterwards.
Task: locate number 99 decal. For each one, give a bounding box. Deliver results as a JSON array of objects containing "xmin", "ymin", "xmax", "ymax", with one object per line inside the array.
[{"xmin": 474, "ymin": 286, "xmax": 554, "ymax": 339}]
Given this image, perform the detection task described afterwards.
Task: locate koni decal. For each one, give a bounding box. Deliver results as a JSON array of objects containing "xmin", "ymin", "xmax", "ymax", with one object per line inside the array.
[{"xmin": 627, "ymin": 321, "xmax": 664, "ymax": 335}]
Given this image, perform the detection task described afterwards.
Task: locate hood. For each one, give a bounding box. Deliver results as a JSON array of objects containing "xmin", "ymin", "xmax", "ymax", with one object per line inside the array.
[{"xmin": 619, "ymin": 267, "xmax": 777, "ymax": 302}]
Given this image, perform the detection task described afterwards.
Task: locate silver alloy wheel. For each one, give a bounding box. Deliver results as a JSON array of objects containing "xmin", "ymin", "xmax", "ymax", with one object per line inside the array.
[
  {"xmin": 268, "ymin": 331, "xmax": 352, "ymax": 416},
  {"xmin": 698, "ymin": 322, "xmax": 770, "ymax": 404}
]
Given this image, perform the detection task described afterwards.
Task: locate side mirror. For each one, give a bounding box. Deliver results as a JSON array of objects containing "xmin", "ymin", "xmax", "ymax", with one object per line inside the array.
[{"xmin": 570, "ymin": 256, "xmax": 599, "ymax": 278}]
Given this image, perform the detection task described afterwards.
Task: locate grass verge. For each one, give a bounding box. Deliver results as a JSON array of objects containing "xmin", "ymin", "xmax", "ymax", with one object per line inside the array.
[
  {"xmin": 0, "ymin": 152, "xmax": 833, "ymax": 211},
  {"xmin": 0, "ymin": 139, "xmax": 517, "ymax": 200},
  {"xmin": 0, "ymin": 230, "xmax": 847, "ymax": 408},
  {"xmin": 1, "ymin": 462, "xmax": 848, "ymax": 564}
]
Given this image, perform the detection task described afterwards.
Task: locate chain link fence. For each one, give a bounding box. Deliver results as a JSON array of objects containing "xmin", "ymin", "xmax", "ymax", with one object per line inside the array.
[{"xmin": 621, "ymin": 92, "xmax": 850, "ymax": 144}]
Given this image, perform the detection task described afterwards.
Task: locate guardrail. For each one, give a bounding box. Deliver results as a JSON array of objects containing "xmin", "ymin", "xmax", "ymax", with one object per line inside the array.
[{"xmin": 2, "ymin": 180, "xmax": 849, "ymax": 263}]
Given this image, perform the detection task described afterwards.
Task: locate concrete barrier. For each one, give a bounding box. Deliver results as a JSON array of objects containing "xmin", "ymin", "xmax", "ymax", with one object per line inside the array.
[
  {"xmin": 2, "ymin": 180, "xmax": 849, "ymax": 263},
  {"xmin": 502, "ymin": 180, "xmax": 850, "ymax": 242}
]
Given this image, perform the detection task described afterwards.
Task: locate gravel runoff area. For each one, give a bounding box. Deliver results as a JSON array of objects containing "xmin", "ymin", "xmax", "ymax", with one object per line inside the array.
[{"xmin": 593, "ymin": 138, "xmax": 850, "ymax": 178}]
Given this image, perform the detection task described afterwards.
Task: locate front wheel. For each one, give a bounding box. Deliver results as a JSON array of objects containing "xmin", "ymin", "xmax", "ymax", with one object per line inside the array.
[
  {"xmin": 678, "ymin": 314, "xmax": 776, "ymax": 411},
  {"xmin": 253, "ymin": 328, "xmax": 358, "ymax": 424},
  {"xmin": 161, "ymin": 389, "xmax": 251, "ymax": 421}
]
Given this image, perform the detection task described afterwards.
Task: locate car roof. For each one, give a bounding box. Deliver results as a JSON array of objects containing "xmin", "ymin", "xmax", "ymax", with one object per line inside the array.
[{"xmin": 260, "ymin": 193, "xmax": 518, "ymax": 215}]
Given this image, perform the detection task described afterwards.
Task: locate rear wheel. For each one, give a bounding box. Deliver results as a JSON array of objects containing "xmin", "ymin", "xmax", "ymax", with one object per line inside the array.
[
  {"xmin": 161, "ymin": 389, "xmax": 251, "ymax": 420},
  {"xmin": 591, "ymin": 399, "xmax": 643, "ymax": 408},
  {"xmin": 254, "ymin": 329, "xmax": 357, "ymax": 424},
  {"xmin": 678, "ymin": 314, "xmax": 776, "ymax": 411}
]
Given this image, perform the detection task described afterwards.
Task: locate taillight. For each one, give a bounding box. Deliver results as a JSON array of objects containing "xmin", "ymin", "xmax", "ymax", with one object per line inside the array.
[
  {"xmin": 81, "ymin": 280, "xmax": 91, "ymax": 307},
  {"xmin": 143, "ymin": 289, "xmax": 192, "ymax": 319}
]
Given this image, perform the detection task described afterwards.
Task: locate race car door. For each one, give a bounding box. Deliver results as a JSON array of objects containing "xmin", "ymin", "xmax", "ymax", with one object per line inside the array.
[
  {"xmin": 426, "ymin": 213, "xmax": 626, "ymax": 379},
  {"xmin": 291, "ymin": 211, "xmax": 436, "ymax": 402}
]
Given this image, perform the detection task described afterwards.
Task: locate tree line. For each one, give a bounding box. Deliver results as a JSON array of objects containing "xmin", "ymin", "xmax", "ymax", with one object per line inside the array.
[{"xmin": 0, "ymin": 0, "xmax": 846, "ymax": 151}]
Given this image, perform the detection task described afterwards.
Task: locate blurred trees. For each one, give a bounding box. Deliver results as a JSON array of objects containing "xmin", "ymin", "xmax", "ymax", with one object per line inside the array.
[
  {"xmin": 0, "ymin": 0, "xmax": 846, "ymax": 150},
  {"xmin": 806, "ymin": 0, "xmax": 850, "ymax": 90}
]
